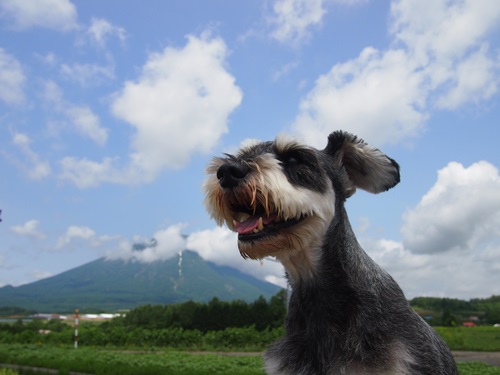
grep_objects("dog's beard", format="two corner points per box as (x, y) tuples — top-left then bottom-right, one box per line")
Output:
(204, 155), (335, 260)
(237, 214), (328, 260)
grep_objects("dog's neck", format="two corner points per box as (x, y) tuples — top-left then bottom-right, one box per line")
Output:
(276, 205), (357, 287)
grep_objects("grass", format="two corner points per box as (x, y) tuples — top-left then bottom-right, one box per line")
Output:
(436, 327), (500, 351)
(458, 362), (500, 375)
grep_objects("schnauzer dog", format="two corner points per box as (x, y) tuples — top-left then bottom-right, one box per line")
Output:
(204, 131), (458, 375)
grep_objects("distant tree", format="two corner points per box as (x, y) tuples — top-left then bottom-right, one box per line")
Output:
(484, 307), (500, 324)
(441, 310), (458, 327)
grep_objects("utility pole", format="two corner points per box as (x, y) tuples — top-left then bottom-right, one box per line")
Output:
(74, 309), (79, 349)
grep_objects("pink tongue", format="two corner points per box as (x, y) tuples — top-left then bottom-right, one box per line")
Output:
(234, 214), (277, 234)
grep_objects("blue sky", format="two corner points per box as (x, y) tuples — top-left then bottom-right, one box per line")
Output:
(1, 0), (499, 300)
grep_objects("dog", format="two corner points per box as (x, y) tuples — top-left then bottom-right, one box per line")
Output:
(204, 131), (458, 375)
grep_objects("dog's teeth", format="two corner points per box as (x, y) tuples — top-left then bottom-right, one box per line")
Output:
(232, 219), (237, 227)
(236, 213), (251, 223)
(253, 228), (259, 233)
(258, 217), (264, 230)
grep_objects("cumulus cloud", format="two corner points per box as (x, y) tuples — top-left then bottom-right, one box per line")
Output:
(292, 0), (500, 147)
(60, 32), (243, 188)
(42, 80), (109, 145)
(402, 161), (500, 254)
(363, 238), (500, 299)
(10, 133), (51, 180)
(0, 0), (78, 31)
(293, 47), (426, 147)
(107, 224), (187, 263)
(10, 220), (46, 240)
(0, 48), (25, 105)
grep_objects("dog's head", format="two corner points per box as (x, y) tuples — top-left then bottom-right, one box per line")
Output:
(203, 131), (400, 261)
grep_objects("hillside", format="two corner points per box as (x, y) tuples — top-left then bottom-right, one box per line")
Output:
(0, 250), (281, 312)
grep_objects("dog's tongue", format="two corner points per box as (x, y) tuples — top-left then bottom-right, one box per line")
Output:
(234, 214), (277, 234)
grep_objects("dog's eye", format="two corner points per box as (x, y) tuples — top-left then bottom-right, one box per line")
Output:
(279, 151), (302, 165)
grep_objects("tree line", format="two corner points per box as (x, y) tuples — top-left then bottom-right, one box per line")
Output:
(115, 289), (287, 332)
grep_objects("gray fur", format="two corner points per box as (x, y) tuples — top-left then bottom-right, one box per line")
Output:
(204, 130), (458, 375)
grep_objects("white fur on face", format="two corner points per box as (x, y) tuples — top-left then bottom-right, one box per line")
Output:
(203, 151), (335, 280)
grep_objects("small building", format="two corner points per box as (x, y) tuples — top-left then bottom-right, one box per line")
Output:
(463, 322), (477, 327)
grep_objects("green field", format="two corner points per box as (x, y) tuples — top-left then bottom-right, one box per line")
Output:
(0, 344), (264, 375)
(436, 327), (500, 351)
(0, 343), (499, 375)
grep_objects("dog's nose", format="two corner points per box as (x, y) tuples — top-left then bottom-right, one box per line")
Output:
(217, 163), (249, 188)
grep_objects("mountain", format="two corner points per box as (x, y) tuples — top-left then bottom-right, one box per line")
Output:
(0, 250), (281, 312)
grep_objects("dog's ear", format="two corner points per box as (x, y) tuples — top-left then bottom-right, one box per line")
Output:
(324, 130), (400, 194)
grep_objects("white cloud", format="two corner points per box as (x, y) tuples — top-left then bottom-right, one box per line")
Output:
(293, 47), (426, 147)
(291, 0), (500, 147)
(0, 0), (78, 31)
(390, 0), (500, 109)
(61, 62), (115, 86)
(42, 80), (109, 145)
(58, 157), (118, 188)
(11, 133), (51, 180)
(363, 238), (500, 299)
(107, 224), (187, 263)
(56, 225), (96, 250)
(0, 48), (25, 105)
(435, 45), (498, 109)
(87, 17), (126, 48)
(60, 32), (243, 188)
(272, 61), (299, 81)
(390, 0), (500, 64)
(402, 161), (500, 254)
(10, 220), (46, 240)
(65, 106), (108, 145)
(267, 0), (367, 47)
(268, 0), (328, 46)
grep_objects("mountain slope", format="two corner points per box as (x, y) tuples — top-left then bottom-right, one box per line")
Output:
(0, 250), (281, 312)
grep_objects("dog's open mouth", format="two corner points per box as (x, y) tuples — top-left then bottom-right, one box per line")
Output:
(230, 209), (305, 241)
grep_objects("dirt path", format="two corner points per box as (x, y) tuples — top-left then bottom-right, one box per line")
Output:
(452, 351), (500, 367)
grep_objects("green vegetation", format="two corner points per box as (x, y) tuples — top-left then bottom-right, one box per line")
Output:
(121, 290), (287, 332)
(410, 295), (500, 325)
(458, 362), (500, 375)
(0, 344), (265, 375)
(0, 307), (36, 317)
(435, 327), (500, 351)
(0, 369), (19, 375)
